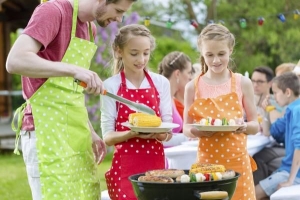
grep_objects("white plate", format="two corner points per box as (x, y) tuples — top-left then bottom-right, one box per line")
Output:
(187, 124), (243, 132)
(121, 122), (180, 133)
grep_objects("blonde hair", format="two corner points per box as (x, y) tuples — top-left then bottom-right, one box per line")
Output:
(112, 24), (156, 74)
(197, 24), (235, 73)
(158, 51), (191, 79)
(275, 63), (296, 76)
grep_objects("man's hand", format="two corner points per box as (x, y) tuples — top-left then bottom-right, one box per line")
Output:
(74, 68), (104, 95)
(91, 131), (107, 165)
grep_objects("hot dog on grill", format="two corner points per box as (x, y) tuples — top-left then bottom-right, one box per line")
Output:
(138, 175), (174, 183)
(145, 169), (185, 178)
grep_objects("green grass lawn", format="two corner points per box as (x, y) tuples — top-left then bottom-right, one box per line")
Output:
(0, 150), (113, 200)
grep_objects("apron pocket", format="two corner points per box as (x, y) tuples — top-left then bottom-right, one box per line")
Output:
(66, 106), (91, 152)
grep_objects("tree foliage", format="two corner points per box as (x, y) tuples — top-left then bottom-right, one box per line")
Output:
(90, 0), (300, 133)
(213, 0), (300, 73)
(150, 37), (198, 72)
(166, 0), (300, 73)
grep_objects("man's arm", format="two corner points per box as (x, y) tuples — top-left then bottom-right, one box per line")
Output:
(6, 34), (76, 78)
(7, 34), (103, 95)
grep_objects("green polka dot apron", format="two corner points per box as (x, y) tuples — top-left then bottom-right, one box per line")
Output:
(12, 0), (100, 199)
(188, 71), (257, 200)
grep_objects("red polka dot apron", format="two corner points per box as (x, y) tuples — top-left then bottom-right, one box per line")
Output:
(188, 72), (257, 200)
(12, 0), (100, 199)
(105, 70), (165, 200)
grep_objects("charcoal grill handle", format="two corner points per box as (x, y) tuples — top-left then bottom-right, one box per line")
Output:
(194, 190), (228, 200)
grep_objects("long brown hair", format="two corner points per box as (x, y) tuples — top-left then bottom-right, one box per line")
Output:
(111, 24), (156, 74)
(197, 24), (236, 74)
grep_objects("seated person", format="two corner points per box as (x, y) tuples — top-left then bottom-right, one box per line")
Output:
(275, 62), (295, 76)
(270, 62), (296, 117)
(251, 66), (275, 127)
(251, 65), (287, 185)
(293, 60), (300, 78)
(255, 72), (300, 199)
(174, 63), (200, 119)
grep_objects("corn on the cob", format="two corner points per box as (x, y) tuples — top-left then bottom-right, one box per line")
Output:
(190, 163), (226, 174)
(265, 105), (275, 112)
(132, 115), (161, 127)
(257, 115), (263, 123)
(128, 113), (148, 124)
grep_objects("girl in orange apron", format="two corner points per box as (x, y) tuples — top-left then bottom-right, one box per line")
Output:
(183, 24), (259, 200)
(100, 24), (173, 200)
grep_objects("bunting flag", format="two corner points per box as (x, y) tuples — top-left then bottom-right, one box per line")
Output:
(141, 9), (299, 29)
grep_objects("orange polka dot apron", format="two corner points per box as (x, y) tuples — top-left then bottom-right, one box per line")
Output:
(105, 70), (165, 200)
(188, 72), (257, 200)
(12, 0), (100, 199)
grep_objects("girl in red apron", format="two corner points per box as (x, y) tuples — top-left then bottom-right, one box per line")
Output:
(100, 24), (173, 200)
(183, 24), (259, 200)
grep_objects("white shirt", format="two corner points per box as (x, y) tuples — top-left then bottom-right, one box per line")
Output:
(101, 72), (173, 137)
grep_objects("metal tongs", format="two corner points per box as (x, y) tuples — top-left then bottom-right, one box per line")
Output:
(74, 79), (156, 115)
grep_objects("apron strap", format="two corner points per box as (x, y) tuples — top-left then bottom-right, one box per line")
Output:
(194, 73), (204, 99)
(71, 0), (79, 38)
(249, 155), (258, 171)
(11, 101), (27, 155)
(71, 0), (94, 42)
(144, 69), (156, 89)
(230, 71), (236, 93)
(120, 69), (155, 88)
(120, 70), (127, 86)
(88, 22), (94, 42)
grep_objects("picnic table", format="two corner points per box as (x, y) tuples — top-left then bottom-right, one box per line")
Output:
(164, 134), (271, 169)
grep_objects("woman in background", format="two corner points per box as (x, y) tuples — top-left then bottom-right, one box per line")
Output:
(158, 51), (193, 133)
